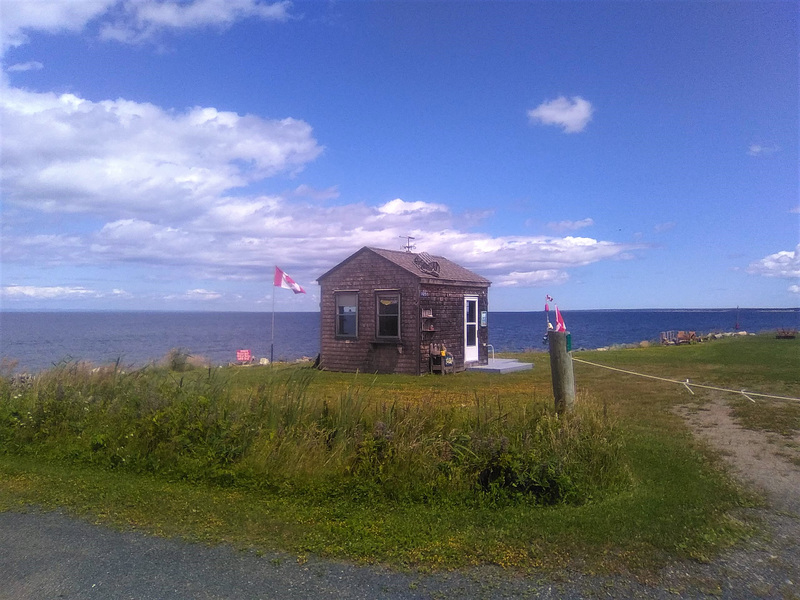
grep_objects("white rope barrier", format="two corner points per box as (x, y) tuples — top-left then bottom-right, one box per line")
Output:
(571, 356), (800, 403)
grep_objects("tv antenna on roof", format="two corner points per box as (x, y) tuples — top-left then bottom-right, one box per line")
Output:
(400, 235), (416, 253)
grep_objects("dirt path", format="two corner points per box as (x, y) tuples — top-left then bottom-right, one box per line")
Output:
(669, 396), (800, 599)
(678, 395), (800, 515)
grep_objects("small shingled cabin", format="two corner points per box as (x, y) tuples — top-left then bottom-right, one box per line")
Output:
(317, 247), (491, 375)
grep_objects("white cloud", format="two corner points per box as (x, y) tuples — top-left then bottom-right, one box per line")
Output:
(0, 0), (292, 52)
(377, 198), (449, 216)
(547, 218), (594, 232)
(790, 206), (800, 215)
(100, 0), (292, 44)
(292, 184), (340, 201)
(527, 96), (593, 134)
(6, 60), (44, 72)
(1, 284), (98, 299)
(748, 143), (779, 156)
(494, 270), (569, 288)
(747, 245), (800, 293)
(4, 192), (643, 291)
(1, 233), (86, 265)
(182, 288), (223, 300)
(90, 219), (219, 267)
(789, 285), (800, 294)
(1, 87), (322, 218)
(410, 233), (641, 289)
(0, 0), (116, 52)
(440, 233), (627, 279)
(0, 5), (640, 303)
(747, 245), (800, 279)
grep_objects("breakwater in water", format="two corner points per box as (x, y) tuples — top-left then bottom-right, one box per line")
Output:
(1, 308), (797, 372)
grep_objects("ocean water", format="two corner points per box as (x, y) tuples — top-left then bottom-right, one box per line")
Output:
(489, 309), (799, 353)
(1, 309), (797, 373)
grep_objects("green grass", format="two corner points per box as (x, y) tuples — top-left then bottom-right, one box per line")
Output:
(0, 438), (745, 573)
(729, 398), (800, 437)
(572, 334), (800, 400)
(2, 334), (796, 575)
(570, 335), (799, 439)
(0, 362), (627, 505)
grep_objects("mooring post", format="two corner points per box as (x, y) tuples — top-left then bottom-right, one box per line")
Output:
(548, 330), (575, 413)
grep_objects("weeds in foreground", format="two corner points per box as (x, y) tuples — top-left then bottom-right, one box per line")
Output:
(0, 362), (629, 506)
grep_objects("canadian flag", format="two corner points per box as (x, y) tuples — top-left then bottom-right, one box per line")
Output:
(274, 266), (306, 294)
(555, 306), (567, 332)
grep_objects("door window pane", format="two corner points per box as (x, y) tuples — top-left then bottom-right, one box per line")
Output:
(466, 300), (476, 324)
(467, 324), (477, 346)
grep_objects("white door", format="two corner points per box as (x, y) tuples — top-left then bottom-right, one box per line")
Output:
(464, 296), (479, 363)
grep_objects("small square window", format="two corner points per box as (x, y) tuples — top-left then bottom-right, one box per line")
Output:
(336, 292), (357, 337)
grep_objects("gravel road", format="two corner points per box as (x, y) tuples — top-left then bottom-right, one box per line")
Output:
(2, 503), (797, 600)
(0, 509), (653, 600)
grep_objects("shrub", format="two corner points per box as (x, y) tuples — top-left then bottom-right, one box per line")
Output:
(0, 364), (630, 505)
(162, 348), (193, 372)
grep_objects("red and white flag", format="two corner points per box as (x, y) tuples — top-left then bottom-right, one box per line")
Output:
(555, 306), (567, 332)
(274, 266), (306, 294)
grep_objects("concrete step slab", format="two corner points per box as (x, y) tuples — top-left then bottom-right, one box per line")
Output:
(466, 358), (533, 374)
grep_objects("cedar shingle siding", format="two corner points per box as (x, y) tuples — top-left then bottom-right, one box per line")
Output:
(318, 247), (491, 375)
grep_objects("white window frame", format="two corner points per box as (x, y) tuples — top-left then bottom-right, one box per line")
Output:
(375, 291), (401, 340)
(335, 292), (358, 338)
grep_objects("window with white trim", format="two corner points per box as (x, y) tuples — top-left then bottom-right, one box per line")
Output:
(376, 292), (400, 339)
(335, 292), (358, 338)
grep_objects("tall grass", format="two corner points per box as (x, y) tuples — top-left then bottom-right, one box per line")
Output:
(0, 362), (630, 506)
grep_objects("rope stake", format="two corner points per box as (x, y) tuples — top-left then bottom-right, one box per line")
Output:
(740, 390), (756, 403)
(571, 356), (800, 403)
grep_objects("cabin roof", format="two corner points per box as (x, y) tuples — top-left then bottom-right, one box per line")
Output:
(317, 246), (491, 286)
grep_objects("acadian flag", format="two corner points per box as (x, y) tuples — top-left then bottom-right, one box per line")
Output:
(545, 294), (554, 312)
(274, 266), (306, 294)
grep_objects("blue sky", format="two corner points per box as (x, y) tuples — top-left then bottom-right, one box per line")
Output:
(1, 0), (797, 312)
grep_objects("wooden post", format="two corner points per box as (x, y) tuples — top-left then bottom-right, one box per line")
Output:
(548, 330), (575, 413)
